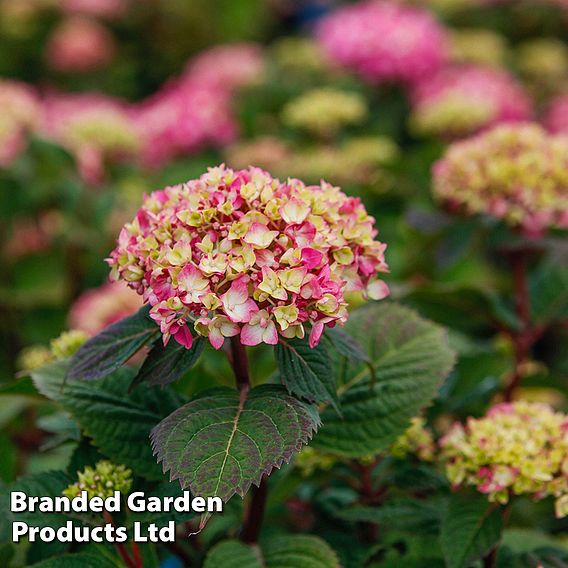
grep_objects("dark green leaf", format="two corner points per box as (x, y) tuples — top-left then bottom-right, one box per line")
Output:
(132, 335), (205, 389)
(67, 306), (159, 381)
(151, 385), (320, 527)
(440, 493), (503, 568)
(325, 327), (370, 363)
(204, 535), (340, 568)
(275, 336), (340, 412)
(30, 553), (121, 567)
(312, 302), (455, 457)
(32, 360), (181, 479)
(529, 261), (568, 325)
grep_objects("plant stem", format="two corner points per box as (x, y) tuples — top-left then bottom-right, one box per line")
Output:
(228, 338), (268, 543)
(241, 478), (268, 544)
(504, 251), (531, 402)
(482, 505), (510, 568)
(103, 511), (139, 568)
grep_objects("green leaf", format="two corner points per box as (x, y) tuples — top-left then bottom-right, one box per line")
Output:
(151, 385), (320, 526)
(312, 302), (455, 457)
(440, 493), (503, 568)
(204, 535), (340, 568)
(32, 360), (180, 479)
(324, 327), (370, 364)
(529, 260), (568, 325)
(275, 337), (340, 411)
(30, 553), (121, 567)
(131, 335), (205, 389)
(67, 306), (159, 381)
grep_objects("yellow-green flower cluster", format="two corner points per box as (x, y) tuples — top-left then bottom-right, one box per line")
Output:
(282, 88), (367, 137)
(433, 124), (568, 235)
(63, 460), (132, 500)
(272, 38), (330, 75)
(449, 29), (508, 67)
(17, 345), (54, 371)
(516, 39), (568, 88)
(390, 417), (435, 462)
(294, 447), (338, 477)
(440, 401), (568, 517)
(50, 329), (89, 359)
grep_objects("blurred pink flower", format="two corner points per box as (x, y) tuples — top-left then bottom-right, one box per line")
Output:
(134, 78), (238, 169)
(69, 281), (142, 335)
(60, 0), (130, 18)
(182, 43), (265, 91)
(316, 0), (448, 85)
(545, 93), (568, 134)
(410, 65), (532, 137)
(42, 92), (139, 184)
(46, 16), (115, 72)
(0, 80), (40, 167)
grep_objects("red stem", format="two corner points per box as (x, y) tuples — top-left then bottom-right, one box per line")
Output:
(103, 511), (139, 568)
(229, 338), (268, 544)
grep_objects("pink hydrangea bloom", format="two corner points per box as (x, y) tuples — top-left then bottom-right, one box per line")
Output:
(433, 123), (568, 235)
(60, 0), (130, 18)
(411, 65), (532, 137)
(545, 93), (568, 134)
(316, 0), (448, 85)
(134, 79), (237, 169)
(182, 43), (265, 91)
(42, 92), (139, 184)
(0, 80), (40, 167)
(46, 16), (115, 72)
(107, 165), (389, 350)
(69, 281), (142, 335)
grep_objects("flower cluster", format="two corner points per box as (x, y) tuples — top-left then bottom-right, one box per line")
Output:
(316, 1), (448, 85)
(516, 39), (568, 88)
(182, 43), (265, 92)
(50, 329), (89, 359)
(448, 29), (508, 68)
(133, 80), (237, 169)
(440, 401), (568, 517)
(390, 417), (435, 462)
(432, 123), (568, 234)
(272, 38), (330, 75)
(42, 93), (139, 184)
(0, 80), (39, 167)
(281, 88), (367, 137)
(46, 16), (116, 73)
(108, 165), (389, 350)
(69, 281), (142, 335)
(410, 66), (532, 138)
(545, 93), (568, 134)
(63, 461), (132, 500)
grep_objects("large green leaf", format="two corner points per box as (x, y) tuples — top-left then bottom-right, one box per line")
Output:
(275, 337), (339, 411)
(440, 493), (503, 568)
(204, 535), (340, 568)
(312, 302), (455, 457)
(132, 335), (205, 389)
(151, 385), (320, 526)
(67, 306), (159, 381)
(32, 360), (180, 479)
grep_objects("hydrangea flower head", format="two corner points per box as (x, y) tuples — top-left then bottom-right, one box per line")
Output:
(448, 29), (508, 68)
(411, 66), (532, 138)
(46, 16), (115, 73)
(545, 93), (568, 134)
(440, 401), (568, 517)
(182, 43), (265, 91)
(0, 79), (39, 167)
(42, 93), (139, 184)
(390, 417), (435, 461)
(282, 88), (368, 137)
(63, 460), (132, 500)
(69, 281), (142, 336)
(108, 165), (389, 350)
(316, 1), (448, 85)
(433, 123), (568, 235)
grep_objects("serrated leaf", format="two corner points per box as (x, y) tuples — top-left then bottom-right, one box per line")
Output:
(312, 302), (455, 457)
(131, 335), (205, 389)
(440, 493), (503, 568)
(325, 327), (370, 363)
(30, 553), (121, 567)
(67, 306), (159, 381)
(32, 360), (181, 479)
(204, 535), (340, 568)
(275, 336), (340, 411)
(151, 385), (320, 525)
